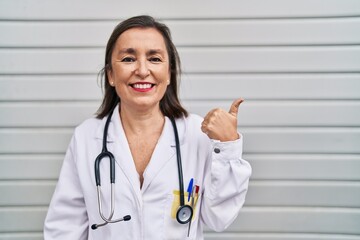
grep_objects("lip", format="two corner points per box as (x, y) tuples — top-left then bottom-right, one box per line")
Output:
(129, 82), (155, 92)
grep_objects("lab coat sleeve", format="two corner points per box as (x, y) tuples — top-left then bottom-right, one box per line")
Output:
(44, 134), (89, 239)
(200, 135), (251, 232)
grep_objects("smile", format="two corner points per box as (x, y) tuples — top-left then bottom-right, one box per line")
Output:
(130, 83), (155, 92)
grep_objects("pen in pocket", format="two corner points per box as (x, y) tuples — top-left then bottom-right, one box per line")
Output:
(187, 178), (194, 202)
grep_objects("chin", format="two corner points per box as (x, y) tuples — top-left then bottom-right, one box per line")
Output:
(128, 99), (161, 111)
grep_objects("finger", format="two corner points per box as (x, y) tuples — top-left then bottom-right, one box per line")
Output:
(201, 121), (210, 134)
(203, 108), (217, 121)
(201, 124), (207, 134)
(229, 98), (244, 116)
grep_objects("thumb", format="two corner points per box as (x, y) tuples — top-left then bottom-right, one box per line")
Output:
(229, 98), (244, 116)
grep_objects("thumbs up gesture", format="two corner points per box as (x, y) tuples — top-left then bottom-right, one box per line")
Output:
(201, 98), (244, 142)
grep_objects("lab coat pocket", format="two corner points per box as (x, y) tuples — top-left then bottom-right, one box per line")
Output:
(164, 191), (199, 240)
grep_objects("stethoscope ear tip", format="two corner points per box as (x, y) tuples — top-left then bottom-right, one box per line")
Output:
(91, 224), (98, 230)
(123, 215), (131, 221)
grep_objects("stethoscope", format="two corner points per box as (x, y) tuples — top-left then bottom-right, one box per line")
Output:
(91, 107), (193, 230)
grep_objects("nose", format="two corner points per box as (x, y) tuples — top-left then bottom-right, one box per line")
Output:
(135, 59), (150, 79)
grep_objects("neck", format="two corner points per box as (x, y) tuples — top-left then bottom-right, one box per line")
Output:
(119, 103), (165, 135)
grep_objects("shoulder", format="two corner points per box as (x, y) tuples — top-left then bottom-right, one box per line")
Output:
(75, 117), (102, 131)
(175, 113), (203, 136)
(183, 113), (204, 128)
(61, 117), (103, 160)
(181, 113), (209, 143)
(73, 117), (103, 140)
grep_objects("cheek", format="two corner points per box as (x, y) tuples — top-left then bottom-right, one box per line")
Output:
(155, 64), (171, 80)
(160, 69), (171, 83)
(112, 69), (132, 84)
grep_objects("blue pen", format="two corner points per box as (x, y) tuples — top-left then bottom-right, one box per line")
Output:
(187, 178), (194, 202)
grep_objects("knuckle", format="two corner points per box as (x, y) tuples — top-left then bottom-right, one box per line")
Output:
(206, 124), (214, 132)
(213, 108), (221, 115)
(207, 108), (221, 118)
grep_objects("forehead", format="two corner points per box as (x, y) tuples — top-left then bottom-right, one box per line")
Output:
(114, 27), (167, 52)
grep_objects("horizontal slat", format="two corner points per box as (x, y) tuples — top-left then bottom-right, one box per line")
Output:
(243, 128), (360, 154)
(204, 233), (360, 240)
(0, 233), (42, 240)
(0, 49), (103, 74)
(1, 74), (359, 101)
(0, 129), (73, 154)
(229, 207), (360, 234)
(0, 75), (102, 101)
(246, 181), (360, 207)
(249, 154), (360, 181)
(1, 47), (360, 74)
(185, 100), (360, 127)
(180, 47), (360, 73)
(180, 74), (360, 100)
(0, 128), (359, 154)
(1, 207), (359, 234)
(0, 0), (359, 20)
(1, 18), (360, 47)
(0, 155), (62, 180)
(0, 207), (47, 232)
(1, 101), (359, 127)
(0, 102), (98, 127)
(0, 182), (55, 206)
(172, 18), (360, 46)
(1, 154), (359, 181)
(1, 181), (359, 208)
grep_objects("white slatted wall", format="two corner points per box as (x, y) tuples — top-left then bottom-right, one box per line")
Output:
(0, 0), (360, 239)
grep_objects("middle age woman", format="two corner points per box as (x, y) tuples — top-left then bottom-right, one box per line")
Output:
(44, 15), (252, 239)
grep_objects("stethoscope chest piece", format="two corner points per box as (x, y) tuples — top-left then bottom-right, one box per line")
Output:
(176, 205), (193, 224)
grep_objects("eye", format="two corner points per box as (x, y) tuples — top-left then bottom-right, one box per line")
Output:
(149, 57), (162, 63)
(121, 57), (135, 62)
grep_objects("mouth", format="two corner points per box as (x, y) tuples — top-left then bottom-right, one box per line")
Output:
(129, 82), (155, 92)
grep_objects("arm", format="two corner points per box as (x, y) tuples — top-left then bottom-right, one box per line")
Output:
(44, 134), (89, 239)
(200, 136), (251, 231)
(200, 98), (251, 231)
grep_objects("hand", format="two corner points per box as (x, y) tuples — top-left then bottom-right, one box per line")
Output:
(201, 98), (244, 142)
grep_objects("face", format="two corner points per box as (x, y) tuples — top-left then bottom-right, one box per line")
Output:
(107, 27), (170, 113)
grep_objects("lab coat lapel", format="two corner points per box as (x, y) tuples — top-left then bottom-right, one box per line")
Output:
(141, 117), (185, 193)
(96, 105), (142, 206)
(114, 111), (144, 203)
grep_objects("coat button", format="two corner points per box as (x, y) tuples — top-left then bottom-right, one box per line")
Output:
(214, 148), (221, 153)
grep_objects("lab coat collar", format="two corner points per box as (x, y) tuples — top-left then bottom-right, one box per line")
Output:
(94, 107), (117, 143)
(94, 104), (186, 146)
(95, 105), (127, 143)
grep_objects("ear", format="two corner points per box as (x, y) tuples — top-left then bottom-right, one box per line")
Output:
(107, 68), (114, 86)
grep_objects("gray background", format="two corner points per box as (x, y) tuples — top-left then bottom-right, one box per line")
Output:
(0, 0), (360, 239)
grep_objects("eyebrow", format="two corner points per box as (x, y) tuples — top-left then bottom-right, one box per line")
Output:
(117, 48), (136, 55)
(147, 49), (165, 55)
(116, 48), (165, 56)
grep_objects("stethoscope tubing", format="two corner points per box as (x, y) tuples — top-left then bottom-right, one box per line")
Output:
(92, 108), (129, 229)
(169, 117), (186, 207)
(92, 107), (192, 229)
(94, 108), (116, 186)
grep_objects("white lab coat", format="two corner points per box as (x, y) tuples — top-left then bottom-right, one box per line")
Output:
(44, 105), (251, 240)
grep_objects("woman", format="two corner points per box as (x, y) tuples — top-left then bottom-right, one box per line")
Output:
(44, 15), (251, 239)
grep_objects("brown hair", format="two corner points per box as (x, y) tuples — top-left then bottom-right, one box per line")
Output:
(96, 15), (188, 119)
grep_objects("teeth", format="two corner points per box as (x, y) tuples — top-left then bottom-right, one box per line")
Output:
(133, 83), (152, 89)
